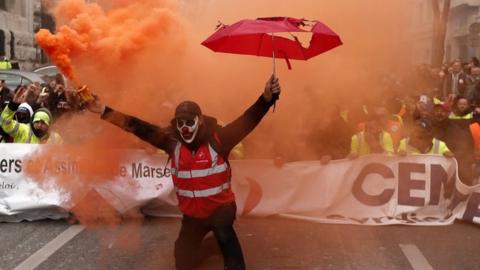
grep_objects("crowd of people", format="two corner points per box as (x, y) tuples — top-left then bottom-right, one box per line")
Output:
(301, 57), (480, 186)
(0, 73), (82, 144)
(1, 58), (480, 186)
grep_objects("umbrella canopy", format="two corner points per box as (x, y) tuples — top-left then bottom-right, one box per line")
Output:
(201, 17), (343, 70)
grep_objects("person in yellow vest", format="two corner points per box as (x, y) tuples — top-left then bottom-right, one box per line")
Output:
(381, 98), (406, 149)
(0, 56), (12, 70)
(449, 96), (473, 119)
(0, 87), (62, 144)
(349, 116), (394, 158)
(397, 119), (453, 157)
(386, 114), (404, 149)
(0, 102), (34, 143)
(446, 96), (477, 185)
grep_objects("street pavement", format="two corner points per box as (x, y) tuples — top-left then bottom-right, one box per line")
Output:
(1, 216), (479, 270)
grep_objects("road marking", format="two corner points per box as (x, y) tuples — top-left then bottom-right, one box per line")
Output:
(13, 225), (85, 270)
(399, 244), (433, 270)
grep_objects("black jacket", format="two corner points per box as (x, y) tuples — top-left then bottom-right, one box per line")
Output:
(101, 95), (274, 158)
(444, 72), (468, 97)
(0, 86), (11, 105)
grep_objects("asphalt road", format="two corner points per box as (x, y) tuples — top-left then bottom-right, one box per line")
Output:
(1, 217), (479, 270)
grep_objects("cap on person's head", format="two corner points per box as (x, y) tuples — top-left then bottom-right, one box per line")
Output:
(18, 102), (33, 117)
(175, 101), (202, 119)
(33, 111), (51, 126)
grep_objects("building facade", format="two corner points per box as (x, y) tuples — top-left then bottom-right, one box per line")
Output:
(411, 0), (480, 64)
(0, 0), (44, 70)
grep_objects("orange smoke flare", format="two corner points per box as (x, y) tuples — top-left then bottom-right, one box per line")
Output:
(35, 28), (79, 82)
(30, 0), (187, 229)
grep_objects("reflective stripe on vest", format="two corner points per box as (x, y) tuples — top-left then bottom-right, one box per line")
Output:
(173, 163), (228, 179)
(174, 142), (181, 167)
(172, 142), (228, 179)
(175, 182), (231, 198)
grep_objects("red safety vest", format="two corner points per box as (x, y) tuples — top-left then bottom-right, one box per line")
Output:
(171, 139), (235, 218)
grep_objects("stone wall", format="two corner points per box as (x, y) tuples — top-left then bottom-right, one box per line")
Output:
(0, 0), (41, 70)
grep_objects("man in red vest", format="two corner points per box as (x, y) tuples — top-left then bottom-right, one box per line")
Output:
(86, 75), (281, 270)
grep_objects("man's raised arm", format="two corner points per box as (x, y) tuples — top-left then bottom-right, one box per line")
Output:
(86, 95), (176, 153)
(217, 75), (281, 152)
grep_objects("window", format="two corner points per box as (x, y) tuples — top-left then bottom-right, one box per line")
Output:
(0, 0), (6, 11)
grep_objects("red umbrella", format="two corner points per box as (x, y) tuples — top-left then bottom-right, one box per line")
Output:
(201, 17), (343, 73)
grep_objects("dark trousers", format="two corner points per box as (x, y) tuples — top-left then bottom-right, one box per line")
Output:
(174, 203), (245, 270)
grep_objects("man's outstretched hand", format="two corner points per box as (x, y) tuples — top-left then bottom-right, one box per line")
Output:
(263, 74), (281, 103)
(84, 91), (106, 115)
(12, 86), (27, 104)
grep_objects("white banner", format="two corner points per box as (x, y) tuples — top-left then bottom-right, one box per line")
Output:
(1, 144), (479, 225)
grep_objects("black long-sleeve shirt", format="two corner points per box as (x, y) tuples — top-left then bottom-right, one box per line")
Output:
(101, 95), (273, 158)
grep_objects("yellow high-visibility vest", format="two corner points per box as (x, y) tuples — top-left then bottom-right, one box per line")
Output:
(0, 60), (12, 70)
(449, 112), (473, 120)
(397, 138), (449, 155)
(0, 105), (62, 144)
(350, 131), (394, 156)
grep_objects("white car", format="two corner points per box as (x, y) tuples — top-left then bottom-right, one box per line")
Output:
(32, 65), (70, 87)
(0, 70), (46, 90)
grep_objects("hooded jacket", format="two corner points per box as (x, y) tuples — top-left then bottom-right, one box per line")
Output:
(0, 102), (62, 144)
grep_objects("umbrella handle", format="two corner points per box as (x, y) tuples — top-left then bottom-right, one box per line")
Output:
(272, 92), (280, 112)
(272, 33), (278, 112)
(272, 33), (276, 77)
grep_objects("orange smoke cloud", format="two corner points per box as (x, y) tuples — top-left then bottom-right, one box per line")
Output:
(32, 0), (414, 228)
(36, 29), (78, 81)
(35, 0), (185, 88)
(29, 0), (190, 230)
